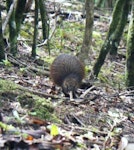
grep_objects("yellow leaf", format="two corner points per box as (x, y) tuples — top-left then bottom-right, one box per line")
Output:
(50, 124), (59, 136)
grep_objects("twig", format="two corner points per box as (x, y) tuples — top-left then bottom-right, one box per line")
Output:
(71, 114), (86, 127)
(80, 85), (95, 98)
(102, 117), (127, 150)
(37, 15), (57, 47)
(18, 85), (58, 99)
(7, 54), (50, 76)
(61, 123), (107, 135)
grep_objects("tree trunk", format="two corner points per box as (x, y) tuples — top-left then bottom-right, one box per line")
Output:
(39, 0), (49, 40)
(109, 0), (130, 56)
(6, 0), (18, 56)
(97, 0), (106, 8)
(126, 5), (134, 88)
(15, 0), (27, 35)
(92, 0), (130, 77)
(78, 0), (94, 64)
(31, 0), (38, 58)
(0, 9), (5, 61)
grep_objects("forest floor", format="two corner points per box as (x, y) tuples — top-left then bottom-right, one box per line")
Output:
(0, 53), (134, 150)
(0, 1), (134, 150)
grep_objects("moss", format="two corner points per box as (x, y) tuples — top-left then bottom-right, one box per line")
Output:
(18, 93), (60, 123)
(0, 79), (60, 123)
(0, 79), (19, 92)
(33, 96), (60, 122)
(18, 93), (35, 108)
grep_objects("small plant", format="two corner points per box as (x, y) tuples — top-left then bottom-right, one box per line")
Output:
(20, 67), (26, 73)
(3, 59), (12, 67)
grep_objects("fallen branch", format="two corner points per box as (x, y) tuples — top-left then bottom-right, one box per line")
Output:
(7, 54), (50, 76)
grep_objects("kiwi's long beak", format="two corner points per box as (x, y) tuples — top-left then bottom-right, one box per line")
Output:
(69, 91), (73, 100)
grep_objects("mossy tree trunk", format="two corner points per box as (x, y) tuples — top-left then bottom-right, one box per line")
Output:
(5, 0), (49, 58)
(15, 0), (27, 36)
(78, 0), (94, 64)
(109, 0), (130, 55)
(39, 0), (49, 40)
(31, 0), (38, 58)
(6, 0), (27, 56)
(126, 5), (134, 88)
(92, 0), (130, 77)
(0, 9), (5, 61)
(96, 0), (106, 8)
(6, 0), (18, 56)
(96, 0), (116, 8)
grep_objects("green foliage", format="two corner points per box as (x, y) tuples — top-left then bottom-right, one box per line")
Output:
(49, 22), (84, 54)
(19, 23), (34, 47)
(85, 65), (92, 75)
(0, 121), (29, 138)
(43, 56), (54, 64)
(93, 31), (101, 38)
(19, 67), (26, 72)
(98, 62), (126, 90)
(92, 31), (104, 50)
(98, 74), (109, 84)
(0, 121), (15, 131)
(2, 59), (12, 67)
